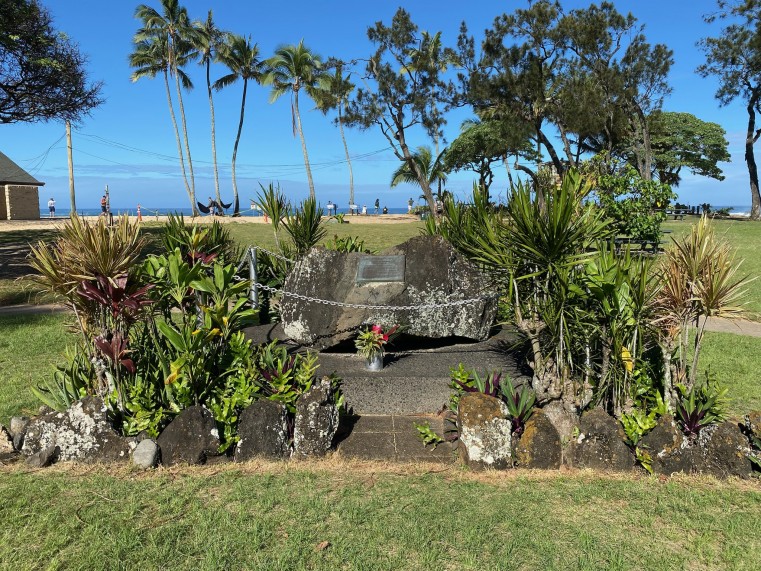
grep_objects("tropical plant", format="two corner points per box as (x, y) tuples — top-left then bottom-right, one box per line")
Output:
(500, 377), (536, 436)
(28, 215), (146, 332)
(355, 325), (399, 360)
(414, 421), (445, 450)
(133, 0), (198, 215)
(654, 216), (750, 405)
(214, 33), (264, 215)
(31, 344), (93, 411)
(192, 10), (226, 207)
(595, 164), (676, 244)
(325, 235), (371, 253)
(160, 213), (239, 264)
(390, 145), (448, 201)
(674, 378), (729, 439)
(263, 40), (323, 199)
(281, 196), (326, 256)
(313, 63), (356, 205)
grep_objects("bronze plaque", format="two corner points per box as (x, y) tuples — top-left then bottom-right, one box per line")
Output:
(356, 255), (406, 283)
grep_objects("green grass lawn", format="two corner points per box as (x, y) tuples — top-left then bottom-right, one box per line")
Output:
(0, 464), (758, 570)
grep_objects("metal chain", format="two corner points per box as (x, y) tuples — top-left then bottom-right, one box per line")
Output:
(249, 246), (295, 264)
(254, 282), (497, 311)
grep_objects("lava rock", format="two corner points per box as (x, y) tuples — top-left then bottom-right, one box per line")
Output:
(235, 400), (290, 461)
(21, 397), (132, 464)
(702, 422), (752, 478)
(513, 409), (562, 469)
(279, 235), (498, 350)
(294, 380), (339, 457)
(156, 406), (220, 466)
(572, 408), (634, 472)
(457, 392), (512, 470)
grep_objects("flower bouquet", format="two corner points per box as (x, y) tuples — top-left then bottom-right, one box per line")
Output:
(355, 324), (399, 370)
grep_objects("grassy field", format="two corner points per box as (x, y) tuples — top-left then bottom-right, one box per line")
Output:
(0, 464), (759, 570)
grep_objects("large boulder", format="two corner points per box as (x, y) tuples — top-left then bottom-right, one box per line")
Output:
(21, 397), (132, 463)
(235, 400), (290, 461)
(571, 408), (634, 472)
(293, 380), (339, 458)
(645, 418), (752, 478)
(457, 393), (512, 470)
(279, 236), (499, 350)
(513, 409), (562, 469)
(702, 422), (753, 478)
(156, 406), (220, 466)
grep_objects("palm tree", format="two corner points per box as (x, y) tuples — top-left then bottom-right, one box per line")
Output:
(214, 34), (264, 216)
(263, 41), (323, 200)
(134, 0), (198, 215)
(192, 10), (225, 208)
(129, 34), (196, 213)
(313, 64), (355, 206)
(390, 145), (448, 200)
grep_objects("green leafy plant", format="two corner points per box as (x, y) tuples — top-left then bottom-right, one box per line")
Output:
(325, 235), (371, 253)
(674, 378), (728, 438)
(355, 324), (398, 360)
(500, 377), (536, 436)
(31, 344), (93, 411)
(332, 212), (347, 224)
(414, 421), (445, 450)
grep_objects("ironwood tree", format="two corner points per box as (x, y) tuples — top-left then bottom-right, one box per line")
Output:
(343, 8), (457, 217)
(698, 0), (761, 219)
(0, 0), (102, 124)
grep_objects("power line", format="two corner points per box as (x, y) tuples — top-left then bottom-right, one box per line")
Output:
(73, 129), (393, 171)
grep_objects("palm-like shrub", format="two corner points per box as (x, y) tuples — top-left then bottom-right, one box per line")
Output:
(654, 216), (750, 405)
(29, 215), (145, 315)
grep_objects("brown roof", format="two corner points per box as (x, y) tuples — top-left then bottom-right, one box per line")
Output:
(0, 150), (44, 186)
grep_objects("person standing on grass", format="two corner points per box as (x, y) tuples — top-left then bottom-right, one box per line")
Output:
(47, 197), (55, 218)
(408, 197), (413, 213)
(374, 198), (379, 215)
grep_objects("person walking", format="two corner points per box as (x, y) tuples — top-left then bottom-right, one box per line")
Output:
(47, 197), (55, 218)
(374, 198), (380, 215)
(407, 197), (413, 213)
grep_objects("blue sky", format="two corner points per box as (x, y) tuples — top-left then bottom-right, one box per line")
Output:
(4, 0), (752, 211)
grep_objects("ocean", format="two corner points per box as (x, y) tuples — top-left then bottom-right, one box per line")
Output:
(41, 206), (413, 218)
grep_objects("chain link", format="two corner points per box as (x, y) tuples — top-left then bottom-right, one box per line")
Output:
(254, 282), (496, 311)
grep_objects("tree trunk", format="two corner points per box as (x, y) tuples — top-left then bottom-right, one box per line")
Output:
(207, 60), (222, 208)
(293, 89), (316, 200)
(635, 104), (653, 181)
(338, 102), (354, 207)
(231, 78), (248, 216)
(162, 70), (193, 211)
(746, 96), (761, 220)
(66, 121), (76, 213)
(172, 65), (197, 216)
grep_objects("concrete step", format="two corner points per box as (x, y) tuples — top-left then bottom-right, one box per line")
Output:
(244, 323), (529, 414)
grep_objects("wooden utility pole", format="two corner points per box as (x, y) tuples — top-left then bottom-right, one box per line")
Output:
(66, 121), (76, 214)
